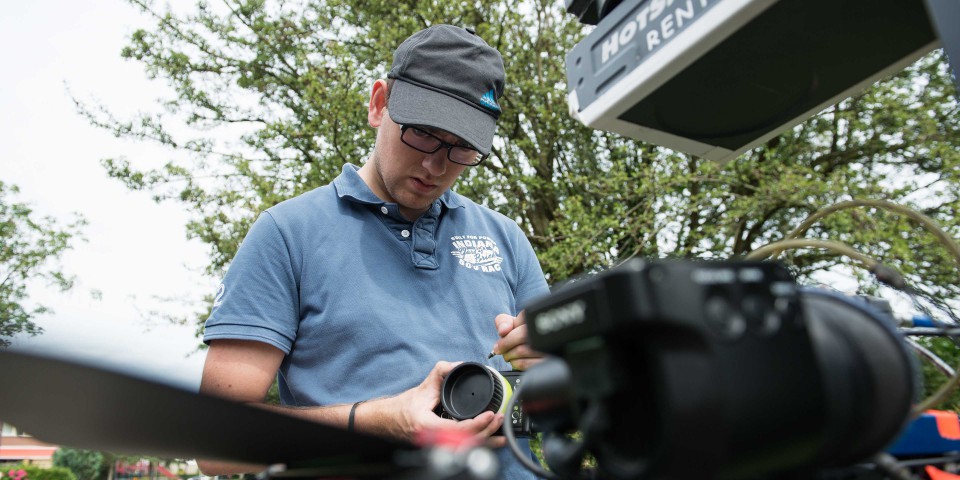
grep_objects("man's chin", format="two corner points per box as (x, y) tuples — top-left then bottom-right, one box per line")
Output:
(401, 192), (439, 210)
(396, 198), (436, 220)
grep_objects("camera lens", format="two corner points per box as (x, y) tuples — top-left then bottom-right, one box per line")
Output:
(440, 362), (513, 420)
(802, 289), (916, 466)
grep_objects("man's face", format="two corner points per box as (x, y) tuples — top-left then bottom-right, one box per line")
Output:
(365, 109), (469, 220)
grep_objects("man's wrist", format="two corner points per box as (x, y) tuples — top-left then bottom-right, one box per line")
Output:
(350, 395), (404, 440)
(347, 400), (365, 432)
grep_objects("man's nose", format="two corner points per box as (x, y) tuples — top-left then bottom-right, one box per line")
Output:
(423, 149), (447, 176)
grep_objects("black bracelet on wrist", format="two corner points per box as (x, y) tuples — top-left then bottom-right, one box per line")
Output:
(347, 400), (365, 432)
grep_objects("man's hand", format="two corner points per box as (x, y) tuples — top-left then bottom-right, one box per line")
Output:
(375, 361), (506, 448)
(492, 311), (545, 371)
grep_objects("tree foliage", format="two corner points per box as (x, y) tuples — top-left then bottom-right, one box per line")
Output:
(52, 448), (106, 480)
(0, 182), (85, 347)
(82, 0), (604, 279)
(83, 1), (960, 403)
(916, 337), (960, 411)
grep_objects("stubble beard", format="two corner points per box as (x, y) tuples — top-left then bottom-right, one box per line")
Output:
(371, 149), (433, 219)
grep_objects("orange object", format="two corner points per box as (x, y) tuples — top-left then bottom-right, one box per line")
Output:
(926, 410), (960, 440)
(926, 465), (960, 480)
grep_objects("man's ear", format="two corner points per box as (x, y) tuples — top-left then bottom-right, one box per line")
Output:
(368, 79), (389, 128)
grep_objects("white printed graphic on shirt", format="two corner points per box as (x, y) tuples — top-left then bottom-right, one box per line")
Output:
(450, 235), (503, 273)
(213, 283), (226, 307)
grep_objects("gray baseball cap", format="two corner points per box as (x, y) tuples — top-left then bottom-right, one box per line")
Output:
(387, 25), (505, 156)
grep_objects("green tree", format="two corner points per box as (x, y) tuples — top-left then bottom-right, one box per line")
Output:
(0, 181), (86, 347)
(913, 336), (960, 411)
(81, 0), (603, 282)
(52, 448), (106, 480)
(83, 2), (959, 405)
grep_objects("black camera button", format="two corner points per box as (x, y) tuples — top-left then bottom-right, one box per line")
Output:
(742, 293), (781, 337)
(704, 295), (746, 341)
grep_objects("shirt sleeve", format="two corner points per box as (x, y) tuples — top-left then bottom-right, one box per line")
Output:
(202, 211), (300, 354)
(512, 224), (550, 312)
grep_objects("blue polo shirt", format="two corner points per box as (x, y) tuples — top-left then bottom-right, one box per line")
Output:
(204, 163), (549, 478)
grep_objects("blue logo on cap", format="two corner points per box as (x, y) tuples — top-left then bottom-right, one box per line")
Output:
(479, 89), (500, 112)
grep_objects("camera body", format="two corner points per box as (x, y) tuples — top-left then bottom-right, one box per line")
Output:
(434, 363), (532, 437)
(498, 370), (530, 436)
(521, 258), (915, 479)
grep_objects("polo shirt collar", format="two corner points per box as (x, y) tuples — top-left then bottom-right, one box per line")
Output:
(333, 163), (465, 210)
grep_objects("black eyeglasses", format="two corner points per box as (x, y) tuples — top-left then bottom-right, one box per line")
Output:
(399, 125), (487, 166)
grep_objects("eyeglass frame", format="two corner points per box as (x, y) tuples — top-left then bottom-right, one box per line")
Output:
(398, 124), (489, 166)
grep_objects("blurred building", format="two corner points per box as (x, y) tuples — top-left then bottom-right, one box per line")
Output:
(0, 422), (57, 468)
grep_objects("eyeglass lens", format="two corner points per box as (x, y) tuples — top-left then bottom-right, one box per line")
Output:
(402, 126), (482, 165)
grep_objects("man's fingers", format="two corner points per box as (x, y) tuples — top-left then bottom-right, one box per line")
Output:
(424, 409), (487, 431)
(514, 310), (528, 327)
(495, 313), (514, 336)
(495, 312), (528, 336)
(507, 357), (544, 372)
(478, 413), (504, 437)
(427, 412), (506, 447)
(428, 361), (459, 381)
(421, 361), (461, 401)
(475, 414), (506, 448)
(451, 411), (496, 433)
(500, 342), (538, 362)
(491, 414), (506, 437)
(495, 324), (528, 358)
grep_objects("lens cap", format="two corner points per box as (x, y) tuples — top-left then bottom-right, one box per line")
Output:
(440, 362), (505, 420)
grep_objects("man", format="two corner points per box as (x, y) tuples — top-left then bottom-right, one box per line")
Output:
(199, 24), (550, 478)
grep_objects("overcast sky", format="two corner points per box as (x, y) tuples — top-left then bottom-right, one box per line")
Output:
(2, 1), (211, 390)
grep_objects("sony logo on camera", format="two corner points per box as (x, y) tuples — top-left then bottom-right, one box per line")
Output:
(533, 299), (588, 335)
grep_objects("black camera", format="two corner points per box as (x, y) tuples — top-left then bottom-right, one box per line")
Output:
(517, 258), (916, 479)
(434, 362), (532, 437)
